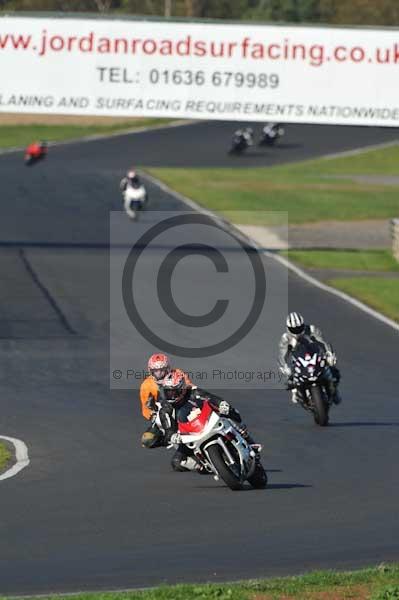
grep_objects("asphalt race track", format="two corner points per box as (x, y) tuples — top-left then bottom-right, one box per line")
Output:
(0, 122), (398, 594)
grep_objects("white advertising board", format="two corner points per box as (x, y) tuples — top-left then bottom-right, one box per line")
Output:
(1, 15), (399, 125)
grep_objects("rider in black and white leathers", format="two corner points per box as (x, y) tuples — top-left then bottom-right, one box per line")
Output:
(232, 127), (254, 147)
(158, 373), (256, 473)
(279, 313), (341, 404)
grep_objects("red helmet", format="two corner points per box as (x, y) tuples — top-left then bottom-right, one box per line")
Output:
(162, 370), (187, 405)
(148, 353), (170, 381)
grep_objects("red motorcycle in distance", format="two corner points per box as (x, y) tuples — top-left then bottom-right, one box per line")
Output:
(177, 399), (268, 491)
(24, 141), (48, 166)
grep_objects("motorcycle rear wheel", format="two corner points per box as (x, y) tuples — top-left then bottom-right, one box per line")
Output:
(207, 444), (243, 491)
(311, 386), (329, 426)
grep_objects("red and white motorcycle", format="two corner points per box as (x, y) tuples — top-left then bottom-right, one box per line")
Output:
(177, 400), (268, 491)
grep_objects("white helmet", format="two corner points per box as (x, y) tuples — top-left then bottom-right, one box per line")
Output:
(286, 312), (305, 335)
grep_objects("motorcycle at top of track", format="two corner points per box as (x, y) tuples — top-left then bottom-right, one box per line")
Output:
(258, 123), (285, 146)
(24, 144), (47, 166)
(122, 181), (148, 220)
(176, 399), (268, 491)
(228, 132), (253, 155)
(289, 336), (335, 426)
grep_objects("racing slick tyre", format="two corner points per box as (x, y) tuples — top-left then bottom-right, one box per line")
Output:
(311, 386), (329, 427)
(247, 463), (268, 489)
(207, 444), (243, 491)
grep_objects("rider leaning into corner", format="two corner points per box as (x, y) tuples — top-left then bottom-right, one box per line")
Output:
(25, 140), (48, 159)
(119, 168), (141, 191)
(140, 353), (193, 448)
(278, 312), (342, 405)
(233, 126), (254, 145)
(262, 122), (281, 137)
(139, 354), (259, 473)
(159, 370), (260, 473)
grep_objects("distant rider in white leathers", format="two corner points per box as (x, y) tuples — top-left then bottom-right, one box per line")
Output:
(120, 168), (147, 218)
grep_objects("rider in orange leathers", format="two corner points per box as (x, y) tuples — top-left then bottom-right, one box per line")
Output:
(140, 353), (192, 448)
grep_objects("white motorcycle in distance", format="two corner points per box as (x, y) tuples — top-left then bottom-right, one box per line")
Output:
(122, 181), (148, 220)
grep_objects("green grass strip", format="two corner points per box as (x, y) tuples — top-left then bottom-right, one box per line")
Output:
(0, 119), (174, 149)
(4, 564), (399, 600)
(282, 250), (399, 272)
(0, 441), (11, 471)
(328, 278), (399, 322)
(147, 144), (399, 225)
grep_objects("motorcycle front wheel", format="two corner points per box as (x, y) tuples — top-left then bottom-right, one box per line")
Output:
(247, 463), (268, 489)
(311, 386), (329, 426)
(207, 444), (243, 491)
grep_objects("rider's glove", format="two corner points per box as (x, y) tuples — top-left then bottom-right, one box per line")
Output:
(326, 351), (337, 367)
(169, 432), (181, 446)
(218, 400), (230, 415)
(280, 365), (292, 378)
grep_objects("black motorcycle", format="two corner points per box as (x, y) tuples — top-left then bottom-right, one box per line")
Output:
(290, 338), (333, 426)
(258, 123), (285, 146)
(228, 132), (252, 155)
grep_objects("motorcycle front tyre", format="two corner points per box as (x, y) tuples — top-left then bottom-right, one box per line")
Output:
(311, 386), (329, 426)
(247, 463), (268, 489)
(207, 444), (243, 491)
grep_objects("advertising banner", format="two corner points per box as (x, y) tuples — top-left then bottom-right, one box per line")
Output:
(1, 15), (399, 125)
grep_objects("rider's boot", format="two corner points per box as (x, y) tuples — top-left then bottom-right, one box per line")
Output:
(327, 376), (342, 405)
(250, 444), (263, 464)
(171, 446), (207, 474)
(182, 456), (209, 474)
(332, 389), (342, 405)
(286, 378), (298, 403)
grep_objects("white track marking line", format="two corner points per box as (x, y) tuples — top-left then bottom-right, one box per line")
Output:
(143, 172), (399, 333)
(318, 139), (399, 161)
(265, 251), (399, 331)
(0, 435), (30, 481)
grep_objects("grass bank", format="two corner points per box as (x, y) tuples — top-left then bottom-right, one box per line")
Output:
(282, 250), (399, 272)
(148, 144), (399, 225)
(328, 278), (399, 322)
(0, 441), (11, 472)
(9, 564), (399, 600)
(281, 250), (399, 322)
(0, 118), (176, 149)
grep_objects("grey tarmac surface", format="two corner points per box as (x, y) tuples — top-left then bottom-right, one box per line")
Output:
(0, 123), (398, 594)
(29, 119), (399, 170)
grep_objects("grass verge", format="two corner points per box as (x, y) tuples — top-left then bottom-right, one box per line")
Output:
(6, 564), (399, 600)
(281, 250), (399, 272)
(147, 144), (399, 224)
(327, 278), (399, 322)
(0, 118), (176, 149)
(0, 441), (11, 472)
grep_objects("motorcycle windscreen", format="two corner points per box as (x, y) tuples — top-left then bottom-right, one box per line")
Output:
(178, 400), (213, 434)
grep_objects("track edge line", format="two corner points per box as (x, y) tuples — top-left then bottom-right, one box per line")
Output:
(0, 435), (30, 481)
(143, 172), (399, 333)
